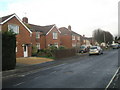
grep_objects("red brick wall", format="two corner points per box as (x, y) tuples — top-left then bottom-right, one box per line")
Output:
(60, 35), (72, 48)
(45, 26), (61, 48)
(73, 36), (80, 47)
(2, 16), (32, 57)
(31, 32), (46, 49)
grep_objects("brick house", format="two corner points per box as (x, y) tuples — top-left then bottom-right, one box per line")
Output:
(82, 35), (95, 46)
(59, 25), (81, 48)
(22, 17), (61, 49)
(0, 13), (32, 57)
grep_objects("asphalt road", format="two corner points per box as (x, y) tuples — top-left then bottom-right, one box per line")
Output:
(2, 49), (118, 88)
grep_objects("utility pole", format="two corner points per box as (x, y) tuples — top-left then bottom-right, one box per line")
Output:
(104, 32), (106, 47)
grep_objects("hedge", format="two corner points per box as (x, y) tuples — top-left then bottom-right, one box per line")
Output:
(2, 31), (16, 71)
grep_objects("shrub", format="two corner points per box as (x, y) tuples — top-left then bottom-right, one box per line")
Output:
(58, 46), (66, 50)
(32, 45), (38, 56)
(2, 31), (16, 71)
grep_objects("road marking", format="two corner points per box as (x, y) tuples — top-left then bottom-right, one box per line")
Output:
(105, 67), (120, 90)
(13, 82), (25, 86)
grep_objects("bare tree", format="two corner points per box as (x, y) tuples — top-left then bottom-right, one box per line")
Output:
(93, 29), (113, 44)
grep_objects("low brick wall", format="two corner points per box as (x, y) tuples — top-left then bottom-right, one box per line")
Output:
(54, 48), (76, 59)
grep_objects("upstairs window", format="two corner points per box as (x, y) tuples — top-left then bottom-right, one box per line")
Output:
(72, 35), (75, 40)
(8, 24), (19, 34)
(53, 32), (58, 39)
(36, 32), (40, 39)
(77, 37), (80, 40)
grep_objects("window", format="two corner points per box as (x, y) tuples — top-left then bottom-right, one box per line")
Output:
(36, 32), (40, 38)
(53, 32), (58, 39)
(72, 43), (76, 47)
(77, 37), (80, 40)
(8, 24), (19, 34)
(36, 43), (40, 49)
(72, 35), (75, 40)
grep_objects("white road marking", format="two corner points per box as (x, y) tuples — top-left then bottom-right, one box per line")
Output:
(105, 67), (120, 90)
(13, 82), (25, 86)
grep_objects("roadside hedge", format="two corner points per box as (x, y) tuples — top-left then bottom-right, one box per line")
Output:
(2, 31), (16, 71)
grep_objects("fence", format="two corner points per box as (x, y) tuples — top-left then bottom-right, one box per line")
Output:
(54, 48), (76, 59)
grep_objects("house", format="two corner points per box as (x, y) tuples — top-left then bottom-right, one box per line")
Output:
(0, 13), (32, 57)
(59, 25), (81, 48)
(82, 36), (96, 46)
(22, 17), (61, 49)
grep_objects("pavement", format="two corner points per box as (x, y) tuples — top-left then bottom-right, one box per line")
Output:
(2, 49), (119, 88)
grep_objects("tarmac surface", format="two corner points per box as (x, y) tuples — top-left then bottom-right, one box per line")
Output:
(2, 49), (119, 89)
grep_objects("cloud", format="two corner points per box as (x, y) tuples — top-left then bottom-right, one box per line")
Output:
(0, 0), (119, 37)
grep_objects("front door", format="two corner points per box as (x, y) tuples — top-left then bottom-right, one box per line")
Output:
(23, 45), (28, 57)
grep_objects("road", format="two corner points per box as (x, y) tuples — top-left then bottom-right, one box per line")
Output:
(2, 49), (118, 88)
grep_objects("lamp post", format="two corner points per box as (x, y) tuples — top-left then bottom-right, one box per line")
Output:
(104, 32), (106, 47)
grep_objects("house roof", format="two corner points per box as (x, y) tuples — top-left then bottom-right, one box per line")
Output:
(0, 14), (14, 23)
(0, 13), (32, 33)
(29, 24), (55, 34)
(59, 27), (71, 35)
(71, 31), (80, 36)
(59, 27), (80, 36)
(29, 24), (61, 35)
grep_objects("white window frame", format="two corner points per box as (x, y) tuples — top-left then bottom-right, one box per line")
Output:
(8, 24), (19, 34)
(72, 35), (75, 40)
(36, 43), (40, 49)
(77, 36), (80, 40)
(53, 32), (58, 39)
(72, 43), (76, 47)
(36, 32), (40, 39)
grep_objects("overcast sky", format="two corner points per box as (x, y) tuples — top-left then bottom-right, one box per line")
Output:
(0, 0), (119, 37)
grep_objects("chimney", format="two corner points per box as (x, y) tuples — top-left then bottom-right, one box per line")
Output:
(68, 25), (71, 31)
(22, 17), (28, 23)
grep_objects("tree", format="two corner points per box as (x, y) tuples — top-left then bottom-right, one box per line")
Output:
(93, 29), (113, 44)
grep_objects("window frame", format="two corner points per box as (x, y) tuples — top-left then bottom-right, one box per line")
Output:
(72, 43), (76, 47)
(8, 24), (19, 34)
(53, 32), (58, 39)
(72, 35), (75, 40)
(77, 36), (80, 40)
(36, 32), (40, 39)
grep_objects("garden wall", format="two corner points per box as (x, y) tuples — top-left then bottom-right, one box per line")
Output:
(54, 48), (76, 59)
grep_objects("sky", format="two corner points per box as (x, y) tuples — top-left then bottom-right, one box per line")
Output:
(0, 0), (119, 37)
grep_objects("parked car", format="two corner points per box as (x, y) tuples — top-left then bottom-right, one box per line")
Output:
(79, 45), (88, 53)
(112, 44), (119, 49)
(89, 46), (103, 56)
